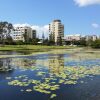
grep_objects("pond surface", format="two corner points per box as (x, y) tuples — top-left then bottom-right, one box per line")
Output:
(0, 49), (100, 100)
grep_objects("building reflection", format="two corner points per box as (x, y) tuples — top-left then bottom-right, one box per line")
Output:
(48, 54), (65, 74)
(0, 54), (65, 75)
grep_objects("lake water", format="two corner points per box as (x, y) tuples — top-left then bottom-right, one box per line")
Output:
(0, 49), (100, 100)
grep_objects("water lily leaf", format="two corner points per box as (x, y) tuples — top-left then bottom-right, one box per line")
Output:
(26, 89), (32, 92)
(50, 94), (57, 99)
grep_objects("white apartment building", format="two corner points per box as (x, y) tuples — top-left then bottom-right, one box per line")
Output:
(66, 34), (81, 41)
(10, 29), (24, 41)
(85, 35), (97, 41)
(10, 26), (33, 42)
(99, 35), (100, 39)
(92, 35), (97, 41)
(49, 20), (64, 44)
(85, 35), (93, 41)
(15, 26), (33, 39)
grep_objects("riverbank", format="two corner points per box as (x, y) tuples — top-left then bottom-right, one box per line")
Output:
(0, 45), (81, 58)
(0, 45), (100, 59)
(0, 45), (77, 52)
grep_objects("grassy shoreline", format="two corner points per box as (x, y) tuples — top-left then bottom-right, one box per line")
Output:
(0, 45), (100, 59)
(0, 45), (77, 52)
(0, 45), (82, 58)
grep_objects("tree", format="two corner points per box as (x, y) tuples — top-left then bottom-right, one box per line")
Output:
(91, 39), (100, 48)
(86, 39), (93, 46)
(79, 38), (87, 46)
(32, 38), (40, 45)
(4, 36), (13, 45)
(23, 32), (27, 43)
(48, 33), (55, 45)
(42, 32), (45, 45)
(0, 21), (13, 45)
(16, 40), (24, 45)
(43, 38), (49, 45)
(57, 36), (62, 46)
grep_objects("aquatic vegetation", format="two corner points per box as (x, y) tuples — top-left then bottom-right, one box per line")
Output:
(36, 71), (46, 76)
(6, 77), (12, 80)
(7, 65), (100, 99)
(33, 86), (51, 94)
(26, 89), (32, 92)
(2, 49), (100, 99)
(50, 94), (57, 99)
(8, 80), (29, 87)
(0, 67), (13, 72)
(20, 89), (24, 92)
(59, 79), (65, 84)
(31, 80), (41, 84)
(64, 80), (77, 85)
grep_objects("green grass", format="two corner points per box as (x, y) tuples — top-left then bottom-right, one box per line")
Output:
(0, 45), (77, 52)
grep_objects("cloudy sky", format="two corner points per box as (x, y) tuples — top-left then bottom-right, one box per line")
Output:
(0, 0), (100, 37)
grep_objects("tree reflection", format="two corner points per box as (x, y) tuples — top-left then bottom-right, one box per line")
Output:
(10, 58), (37, 70)
(0, 58), (14, 73)
(0, 58), (14, 81)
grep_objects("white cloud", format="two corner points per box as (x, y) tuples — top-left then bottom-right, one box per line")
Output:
(74, 0), (100, 7)
(92, 23), (100, 28)
(14, 23), (49, 38)
(31, 25), (49, 38)
(14, 23), (31, 27)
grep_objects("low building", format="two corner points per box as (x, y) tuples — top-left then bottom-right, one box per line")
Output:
(85, 35), (92, 41)
(92, 35), (97, 41)
(66, 34), (81, 41)
(99, 35), (100, 39)
(85, 35), (97, 41)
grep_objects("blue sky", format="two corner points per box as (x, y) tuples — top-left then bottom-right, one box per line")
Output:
(0, 0), (100, 36)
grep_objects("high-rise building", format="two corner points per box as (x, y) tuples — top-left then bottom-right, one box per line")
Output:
(49, 20), (64, 45)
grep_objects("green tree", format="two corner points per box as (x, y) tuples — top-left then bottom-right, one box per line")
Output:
(0, 21), (13, 45)
(32, 38), (40, 45)
(16, 40), (24, 45)
(79, 38), (87, 46)
(57, 36), (62, 46)
(91, 39), (100, 48)
(23, 32), (27, 43)
(49, 33), (55, 45)
(4, 36), (13, 45)
(86, 39), (93, 46)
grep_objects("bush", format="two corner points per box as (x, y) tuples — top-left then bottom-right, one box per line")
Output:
(91, 39), (100, 48)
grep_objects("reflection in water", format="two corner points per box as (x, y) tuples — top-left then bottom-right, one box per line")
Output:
(0, 51), (32, 55)
(48, 54), (64, 74)
(0, 58), (14, 82)
(0, 51), (100, 100)
(11, 58), (37, 70)
(0, 58), (14, 72)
